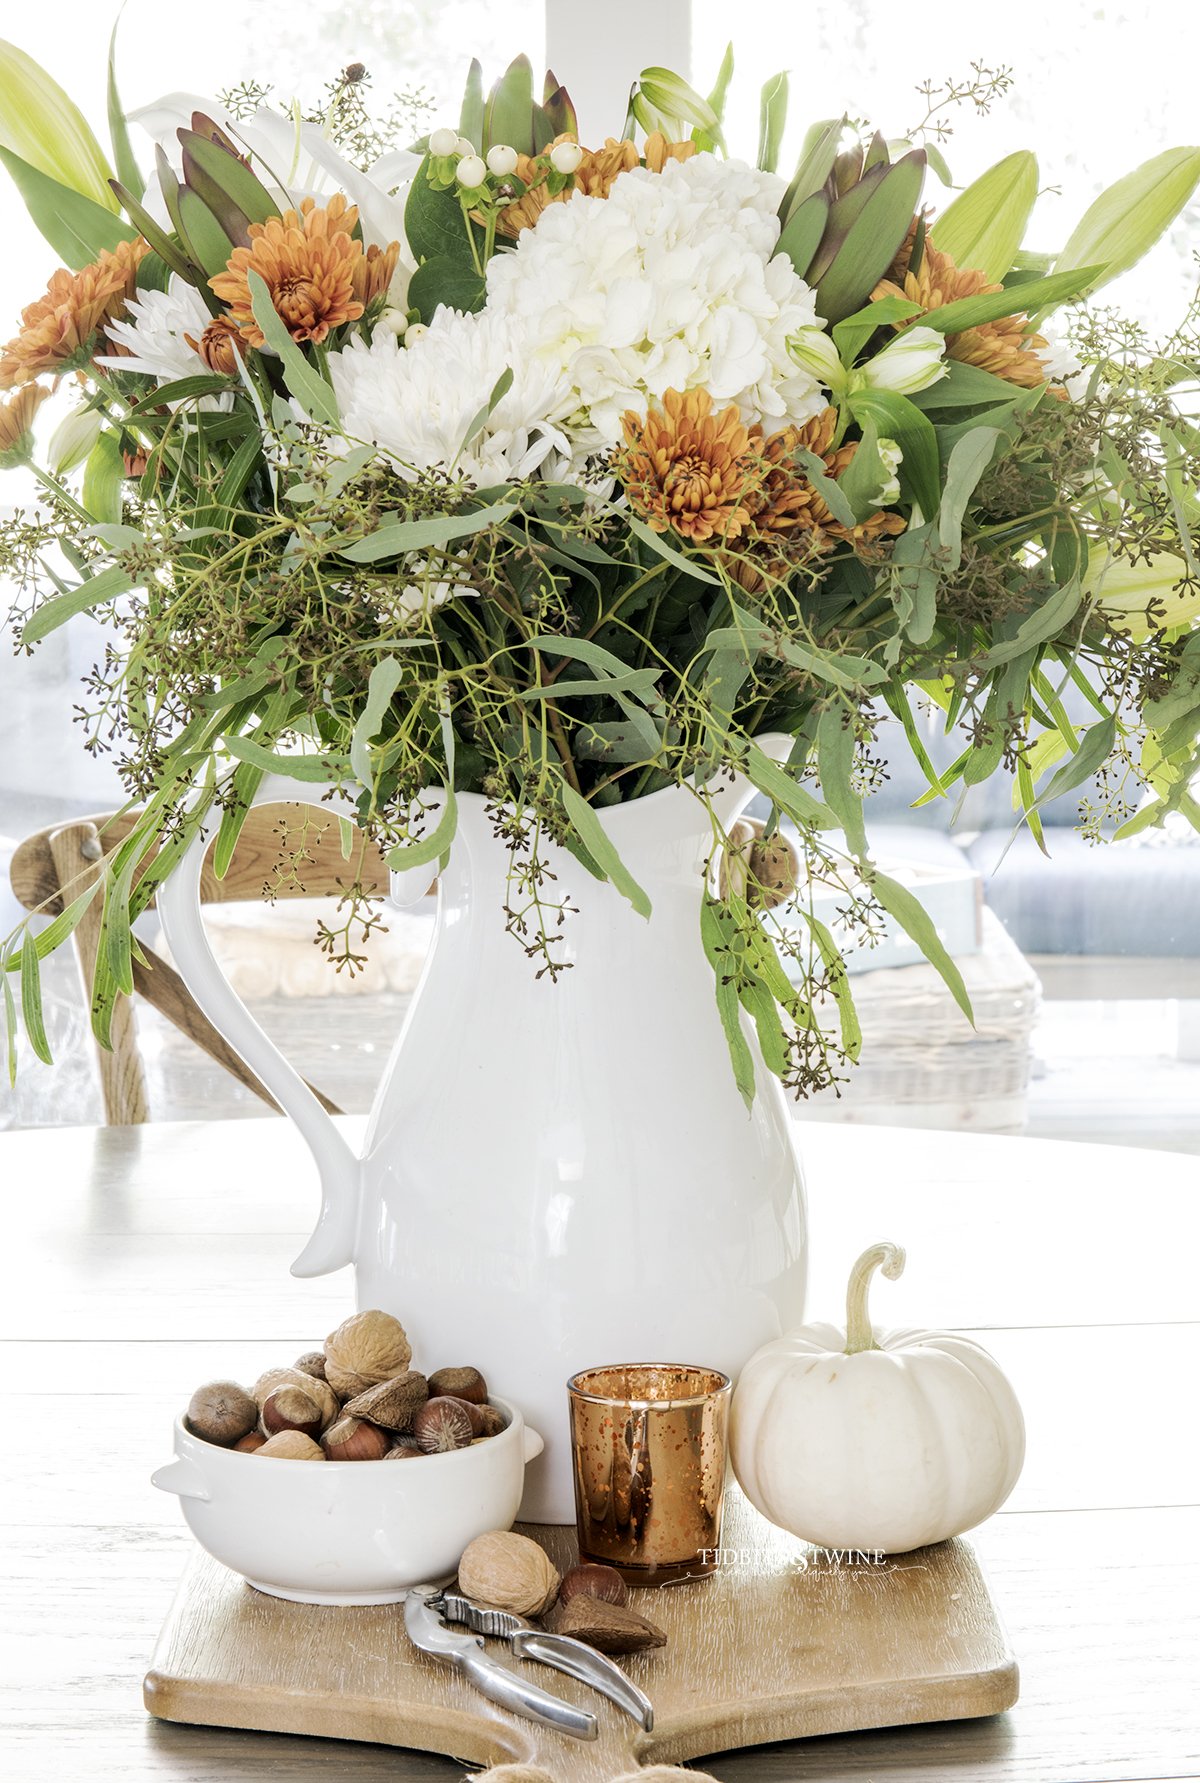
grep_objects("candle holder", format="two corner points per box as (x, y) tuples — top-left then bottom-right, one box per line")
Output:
(567, 1363), (731, 1586)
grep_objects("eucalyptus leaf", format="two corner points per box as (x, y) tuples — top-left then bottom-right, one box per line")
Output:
(247, 270), (340, 425)
(339, 499), (516, 562)
(869, 868), (973, 1023)
(350, 656), (404, 788)
(562, 783), (652, 918)
(20, 930), (52, 1065)
(22, 564), (133, 644)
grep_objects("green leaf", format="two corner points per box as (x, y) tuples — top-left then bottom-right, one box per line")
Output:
(700, 898), (757, 1109)
(339, 499), (516, 562)
(404, 158), (479, 266)
(486, 55), (535, 154)
(0, 38), (118, 211)
(886, 522), (941, 643)
(775, 191), (829, 280)
(179, 129), (281, 238)
(707, 611), (889, 690)
(350, 656), (404, 788)
(694, 41), (735, 153)
(921, 265), (1101, 335)
(3, 957), (17, 1085)
(939, 426), (1001, 562)
(1036, 714), (1116, 805)
(791, 446), (857, 529)
(459, 59), (484, 151)
(106, 14), (144, 202)
(817, 704), (867, 855)
(562, 783), (652, 919)
(82, 432), (126, 527)
(178, 184), (237, 276)
(247, 270), (340, 426)
(780, 116), (844, 222)
(22, 563), (134, 645)
(110, 178), (203, 286)
(459, 367), (513, 455)
(20, 930), (52, 1065)
(812, 150), (926, 323)
(745, 743), (837, 828)
(384, 785), (459, 870)
(636, 66), (723, 145)
(1057, 147), (1200, 298)
(408, 256), (487, 325)
(0, 145), (136, 267)
(757, 72), (789, 174)
(870, 867), (973, 1025)
(832, 295), (923, 365)
(933, 151), (1039, 283)
(223, 737), (348, 781)
(804, 909), (862, 1059)
(625, 514), (723, 585)
(909, 359), (1030, 411)
(981, 576), (1082, 667)
(847, 387), (941, 520)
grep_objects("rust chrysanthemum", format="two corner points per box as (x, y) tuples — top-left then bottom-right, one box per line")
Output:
(185, 314), (245, 376)
(872, 233), (1048, 388)
(0, 239), (148, 389)
(0, 381), (50, 464)
(614, 388), (768, 544)
(210, 194), (391, 348)
(496, 132), (696, 237)
(729, 408), (906, 590)
(352, 239), (401, 311)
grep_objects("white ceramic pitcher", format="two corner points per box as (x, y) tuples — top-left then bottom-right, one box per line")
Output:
(157, 744), (808, 1522)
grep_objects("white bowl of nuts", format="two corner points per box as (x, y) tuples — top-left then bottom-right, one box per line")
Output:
(152, 1311), (544, 1605)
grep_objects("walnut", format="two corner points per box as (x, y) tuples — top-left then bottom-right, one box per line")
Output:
(324, 1310), (412, 1399)
(457, 1531), (560, 1617)
(344, 1371), (429, 1432)
(254, 1431), (325, 1460)
(293, 1351), (327, 1381)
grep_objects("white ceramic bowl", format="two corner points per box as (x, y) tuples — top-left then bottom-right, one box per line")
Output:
(152, 1397), (543, 1604)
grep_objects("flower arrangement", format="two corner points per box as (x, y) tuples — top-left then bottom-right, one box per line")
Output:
(2, 40), (1199, 1100)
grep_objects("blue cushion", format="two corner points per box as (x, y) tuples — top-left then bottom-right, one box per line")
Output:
(967, 826), (1200, 956)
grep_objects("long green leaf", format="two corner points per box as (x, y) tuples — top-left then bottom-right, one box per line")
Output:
(804, 908), (862, 1059)
(223, 736), (347, 780)
(350, 656), (404, 788)
(813, 150), (926, 323)
(22, 564), (133, 644)
(339, 499), (516, 562)
(0, 146), (136, 267)
(179, 129), (281, 236)
(932, 151), (1039, 282)
(775, 191), (829, 280)
(106, 14), (144, 202)
(847, 387), (941, 520)
(247, 270), (340, 425)
(458, 59), (484, 150)
(817, 705), (868, 855)
(707, 612), (889, 691)
(3, 958), (17, 1085)
(562, 784), (652, 919)
(922, 265), (1102, 335)
(0, 38), (118, 210)
(939, 426), (1001, 561)
(82, 432), (125, 528)
(625, 513), (724, 585)
(757, 72), (789, 174)
(779, 116), (843, 223)
(746, 743), (837, 828)
(486, 55), (535, 154)
(870, 867), (973, 1024)
(700, 897), (757, 1108)
(1056, 147), (1200, 298)
(20, 930), (52, 1064)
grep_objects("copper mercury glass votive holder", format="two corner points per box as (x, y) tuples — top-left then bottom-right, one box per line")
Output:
(566, 1363), (732, 1586)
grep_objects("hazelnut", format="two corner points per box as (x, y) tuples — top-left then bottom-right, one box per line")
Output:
(320, 1415), (391, 1461)
(385, 1439), (425, 1460)
(253, 1366), (339, 1430)
(427, 1366), (488, 1405)
(412, 1397), (474, 1454)
(324, 1309), (412, 1399)
(559, 1563), (629, 1608)
(255, 1431), (325, 1460)
(234, 1430), (267, 1453)
(293, 1351), (327, 1381)
(472, 1403), (507, 1438)
(262, 1384), (324, 1440)
(343, 1371), (429, 1432)
(186, 1380), (258, 1447)
(457, 1531), (560, 1617)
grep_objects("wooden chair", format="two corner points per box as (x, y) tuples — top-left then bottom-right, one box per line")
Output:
(8, 805), (393, 1124)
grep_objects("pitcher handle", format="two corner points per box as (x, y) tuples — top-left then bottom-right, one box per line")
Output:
(156, 775), (417, 1279)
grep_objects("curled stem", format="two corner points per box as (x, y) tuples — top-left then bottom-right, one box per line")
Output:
(844, 1241), (906, 1354)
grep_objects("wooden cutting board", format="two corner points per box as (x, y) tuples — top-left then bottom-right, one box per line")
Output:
(144, 1488), (1017, 1780)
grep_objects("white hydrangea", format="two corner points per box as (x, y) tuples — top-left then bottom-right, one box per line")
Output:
(484, 153), (827, 461)
(327, 308), (572, 485)
(96, 276), (229, 408)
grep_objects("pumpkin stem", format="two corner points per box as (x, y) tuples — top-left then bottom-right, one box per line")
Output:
(844, 1241), (906, 1354)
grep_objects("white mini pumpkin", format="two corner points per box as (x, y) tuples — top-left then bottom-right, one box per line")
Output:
(730, 1242), (1025, 1553)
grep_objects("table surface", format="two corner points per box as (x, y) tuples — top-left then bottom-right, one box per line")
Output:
(1, 1115), (1197, 1783)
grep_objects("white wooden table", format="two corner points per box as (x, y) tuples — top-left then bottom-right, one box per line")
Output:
(1, 1116), (1197, 1780)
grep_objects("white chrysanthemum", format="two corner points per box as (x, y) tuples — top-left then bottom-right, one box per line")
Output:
(484, 153), (826, 459)
(327, 309), (572, 485)
(1037, 322), (1084, 387)
(96, 276), (229, 408)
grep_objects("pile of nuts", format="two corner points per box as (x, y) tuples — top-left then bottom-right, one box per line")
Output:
(184, 1309), (505, 1461)
(455, 1531), (668, 1656)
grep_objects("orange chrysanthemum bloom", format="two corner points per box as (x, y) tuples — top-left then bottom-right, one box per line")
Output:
(873, 232), (1048, 389)
(210, 194), (389, 347)
(496, 132), (696, 237)
(730, 408), (906, 591)
(352, 239), (401, 310)
(0, 382), (50, 462)
(0, 239), (148, 389)
(185, 314), (245, 376)
(615, 388), (768, 544)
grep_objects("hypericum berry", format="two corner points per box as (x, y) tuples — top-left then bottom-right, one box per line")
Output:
(455, 136), (477, 158)
(405, 323), (429, 344)
(375, 308), (409, 339)
(549, 140), (583, 175)
(456, 155), (487, 189)
(486, 144), (519, 177)
(429, 126), (459, 157)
